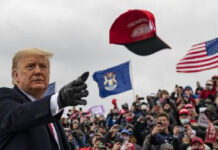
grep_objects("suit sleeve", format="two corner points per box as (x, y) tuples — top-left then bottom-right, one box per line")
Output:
(0, 88), (62, 132)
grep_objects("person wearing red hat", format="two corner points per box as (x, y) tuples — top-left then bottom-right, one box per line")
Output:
(185, 104), (198, 123)
(199, 80), (216, 101)
(178, 109), (206, 146)
(186, 136), (211, 150)
(179, 108), (191, 125)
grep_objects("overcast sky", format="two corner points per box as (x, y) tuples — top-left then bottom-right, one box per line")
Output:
(0, 0), (217, 113)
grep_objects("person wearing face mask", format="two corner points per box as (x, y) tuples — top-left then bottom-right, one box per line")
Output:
(178, 109), (206, 142)
(200, 80), (216, 101)
(120, 129), (141, 150)
(141, 102), (149, 116)
(179, 109), (192, 125)
(185, 104), (198, 123)
(120, 129), (130, 141)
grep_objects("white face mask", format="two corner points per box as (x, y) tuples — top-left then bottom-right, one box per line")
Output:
(180, 118), (190, 124)
(141, 105), (147, 110)
(208, 85), (213, 90)
(121, 135), (129, 141)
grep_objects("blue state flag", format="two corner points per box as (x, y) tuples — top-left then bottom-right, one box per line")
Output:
(44, 82), (56, 96)
(93, 61), (132, 98)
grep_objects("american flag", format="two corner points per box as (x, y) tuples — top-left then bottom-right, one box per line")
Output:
(44, 82), (56, 96)
(176, 37), (218, 73)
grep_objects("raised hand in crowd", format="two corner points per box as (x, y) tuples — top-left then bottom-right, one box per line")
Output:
(173, 126), (180, 137)
(151, 122), (163, 135)
(110, 124), (119, 137)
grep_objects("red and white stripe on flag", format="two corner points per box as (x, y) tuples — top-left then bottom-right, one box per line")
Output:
(176, 38), (218, 73)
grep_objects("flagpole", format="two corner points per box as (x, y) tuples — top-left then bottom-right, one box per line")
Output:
(129, 60), (136, 101)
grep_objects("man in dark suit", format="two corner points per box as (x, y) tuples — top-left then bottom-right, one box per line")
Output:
(0, 48), (89, 150)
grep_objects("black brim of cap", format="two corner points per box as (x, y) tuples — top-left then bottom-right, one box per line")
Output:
(124, 36), (171, 56)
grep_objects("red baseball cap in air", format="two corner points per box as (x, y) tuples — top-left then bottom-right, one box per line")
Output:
(110, 9), (171, 56)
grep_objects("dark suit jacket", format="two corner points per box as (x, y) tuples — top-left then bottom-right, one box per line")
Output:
(0, 86), (71, 150)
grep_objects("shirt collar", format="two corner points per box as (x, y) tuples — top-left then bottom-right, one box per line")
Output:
(19, 88), (37, 102)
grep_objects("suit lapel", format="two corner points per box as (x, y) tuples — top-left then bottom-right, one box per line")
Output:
(13, 85), (70, 150)
(13, 85), (32, 103)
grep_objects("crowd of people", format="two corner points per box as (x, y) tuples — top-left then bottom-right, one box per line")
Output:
(61, 75), (218, 150)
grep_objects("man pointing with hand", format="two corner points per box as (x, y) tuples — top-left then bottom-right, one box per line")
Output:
(0, 48), (89, 150)
(58, 71), (89, 108)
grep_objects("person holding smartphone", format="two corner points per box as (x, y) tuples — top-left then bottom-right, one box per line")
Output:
(144, 113), (181, 149)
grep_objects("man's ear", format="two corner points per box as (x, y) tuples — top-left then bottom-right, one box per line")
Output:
(13, 70), (19, 84)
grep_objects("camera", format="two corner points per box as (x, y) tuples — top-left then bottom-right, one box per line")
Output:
(178, 126), (187, 132)
(156, 122), (162, 126)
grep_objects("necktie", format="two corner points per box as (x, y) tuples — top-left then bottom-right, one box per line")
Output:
(48, 123), (55, 136)
(48, 123), (61, 150)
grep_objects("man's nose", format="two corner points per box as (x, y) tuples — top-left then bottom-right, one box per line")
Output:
(34, 65), (42, 73)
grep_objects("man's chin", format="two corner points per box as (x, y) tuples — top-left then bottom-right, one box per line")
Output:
(30, 85), (47, 92)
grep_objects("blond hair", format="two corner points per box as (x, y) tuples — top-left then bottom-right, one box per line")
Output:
(12, 48), (53, 85)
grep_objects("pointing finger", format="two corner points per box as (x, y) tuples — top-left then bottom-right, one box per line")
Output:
(79, 72), (89, 82)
